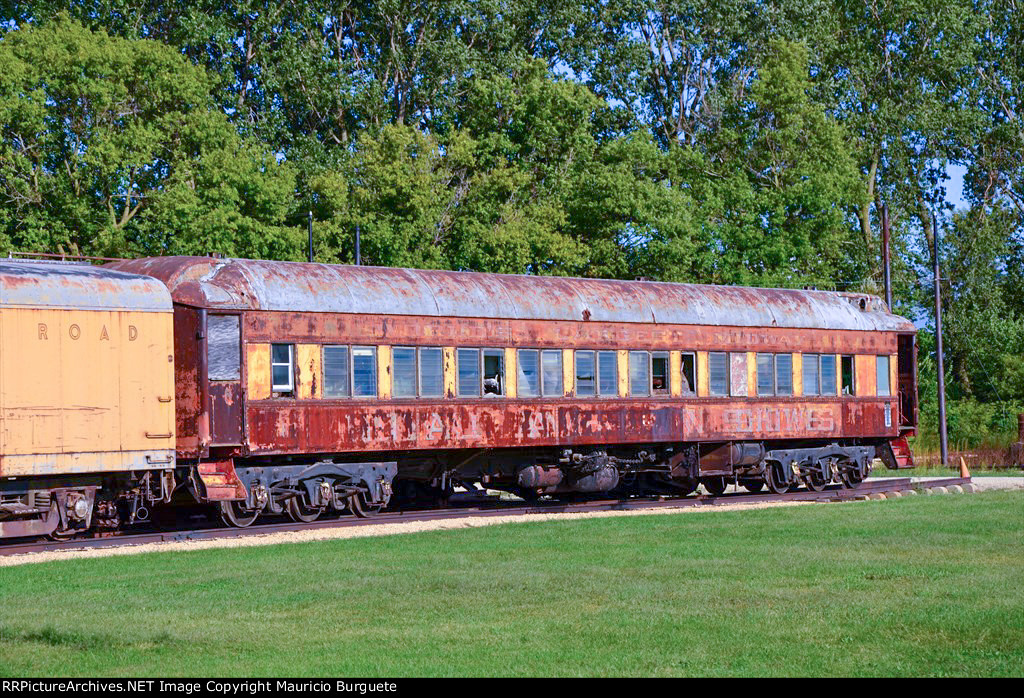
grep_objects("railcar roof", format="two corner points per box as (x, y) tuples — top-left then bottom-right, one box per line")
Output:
(0, 260), (172, 312)
(108, 256), (915, 332)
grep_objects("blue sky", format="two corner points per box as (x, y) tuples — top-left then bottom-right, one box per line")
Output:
(945, 163), (968, 209)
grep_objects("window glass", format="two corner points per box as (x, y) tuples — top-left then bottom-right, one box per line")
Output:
(680, 352), (696, 396)
(756, 353), (774, 396)
(877, 355), (891, 396)
(629, 351), (650, 396)
(323, 346), (350, 397)
(598, 351), (618, 396)
(457, 348), (481, 397)
(483, 349), (504, 396)
(776, 353), (793, 396)
(352, 346), (377, 397)
(803, 354), (820, 396)
(271, 343), (294, 392)
(419, 348), (443, 397)
(651, 352), (669, 395)
(576, 350), (596, 397)
(821, 355), (837, 395)
(392, 347), (417, 397)
(518, 349), (540, 397)
(841, 355), (855, 395)
(207, 315), (240, 380)
(709, 352), (729, 396)
(541, 350), (563, 397)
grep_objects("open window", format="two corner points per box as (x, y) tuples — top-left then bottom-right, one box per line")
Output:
(651, 351), (669, 395)
(680, 352), (696, 396)
(841, 355), (855, 395)
(483, 349), (504, 396)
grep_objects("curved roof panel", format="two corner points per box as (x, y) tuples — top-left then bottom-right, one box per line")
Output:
(0, 260), (172, 312)
(107, 256), (915, 332)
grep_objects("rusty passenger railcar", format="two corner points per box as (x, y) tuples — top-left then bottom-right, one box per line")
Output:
(109, 256), (918, 527)
(0, 261), (176, 538)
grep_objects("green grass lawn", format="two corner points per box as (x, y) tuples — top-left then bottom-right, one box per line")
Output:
(2, 491), (1022, 677)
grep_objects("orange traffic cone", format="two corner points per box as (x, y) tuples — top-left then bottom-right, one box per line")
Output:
(959, 456), (971, 479)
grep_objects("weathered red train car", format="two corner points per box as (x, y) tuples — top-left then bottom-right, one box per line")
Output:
(109, 256), (918, 527)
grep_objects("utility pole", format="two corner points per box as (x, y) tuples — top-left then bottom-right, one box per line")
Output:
(881, 204), (893, 310)
(307, 211), (313, 263)
(933, 212), (949, 466)
(355, 225), (361, 266)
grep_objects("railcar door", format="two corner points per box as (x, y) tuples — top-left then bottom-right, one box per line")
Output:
(207, 313), (244, 445)
(897, 334), (917, 428)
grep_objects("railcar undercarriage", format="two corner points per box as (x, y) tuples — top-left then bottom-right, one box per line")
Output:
(0, 439), (881, 539)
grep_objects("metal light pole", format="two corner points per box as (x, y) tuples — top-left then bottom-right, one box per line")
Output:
(932, 212), (949, 466)
(355, 224), (361, 266)
(307, 210), (314, 263)
(882, 204), (893, 310)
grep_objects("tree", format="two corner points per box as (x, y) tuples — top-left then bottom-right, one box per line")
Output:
(0, 16), (300, 258)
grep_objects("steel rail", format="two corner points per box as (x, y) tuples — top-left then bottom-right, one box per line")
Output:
(0, 477), (972, 558)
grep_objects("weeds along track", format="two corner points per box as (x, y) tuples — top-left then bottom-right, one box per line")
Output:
(0, 477), (974, 559)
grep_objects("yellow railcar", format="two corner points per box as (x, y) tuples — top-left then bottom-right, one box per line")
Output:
(0, 261), (175, 538)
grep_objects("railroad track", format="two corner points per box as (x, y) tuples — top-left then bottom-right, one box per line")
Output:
(0, 477), (974, 558)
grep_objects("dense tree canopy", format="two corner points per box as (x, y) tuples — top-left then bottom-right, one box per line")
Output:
(1, 1), (1022, 410)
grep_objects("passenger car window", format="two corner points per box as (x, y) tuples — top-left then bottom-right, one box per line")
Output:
(576, 350), (596, 397)
(877, 355), (891, 396)
(598, 351), (618, 396)
(271, 343), (294, 393)
(803, 354), (820, 396)
(629, 351), (650, 396)
(541, 350), (562, 397)
(776, 353), (793, 396)
(352, 346), (377, 397)
(392, 347), (417, 397)
(651, 352), (669, 395)
(680, 352), (696, 396)
(821, 355), (837, 395)
(756, 353), (774, 396)
(483, 349), (504, 396)
(457, 348), (481, 397)
(709, 352), (729, 396)
(518, 349), (540, 397)
(207, 315), (240, 381)
(841, 355), (855, 395)
(323, 346), (350, 397)
(419, 348), (443, 397)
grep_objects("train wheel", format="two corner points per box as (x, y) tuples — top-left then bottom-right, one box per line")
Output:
(285, 497), (321, 523)
(220, 501), (260, 528)
(804, 471), (827, 492)
(764, 463), (789, 495)
(840, 468), (864, 489)
(348, 493), (382, 518)
(702, 477), (728, 496)
(739, 479), (763, 493)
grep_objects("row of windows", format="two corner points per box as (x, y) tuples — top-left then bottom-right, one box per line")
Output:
(258, 343), (892, 400)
